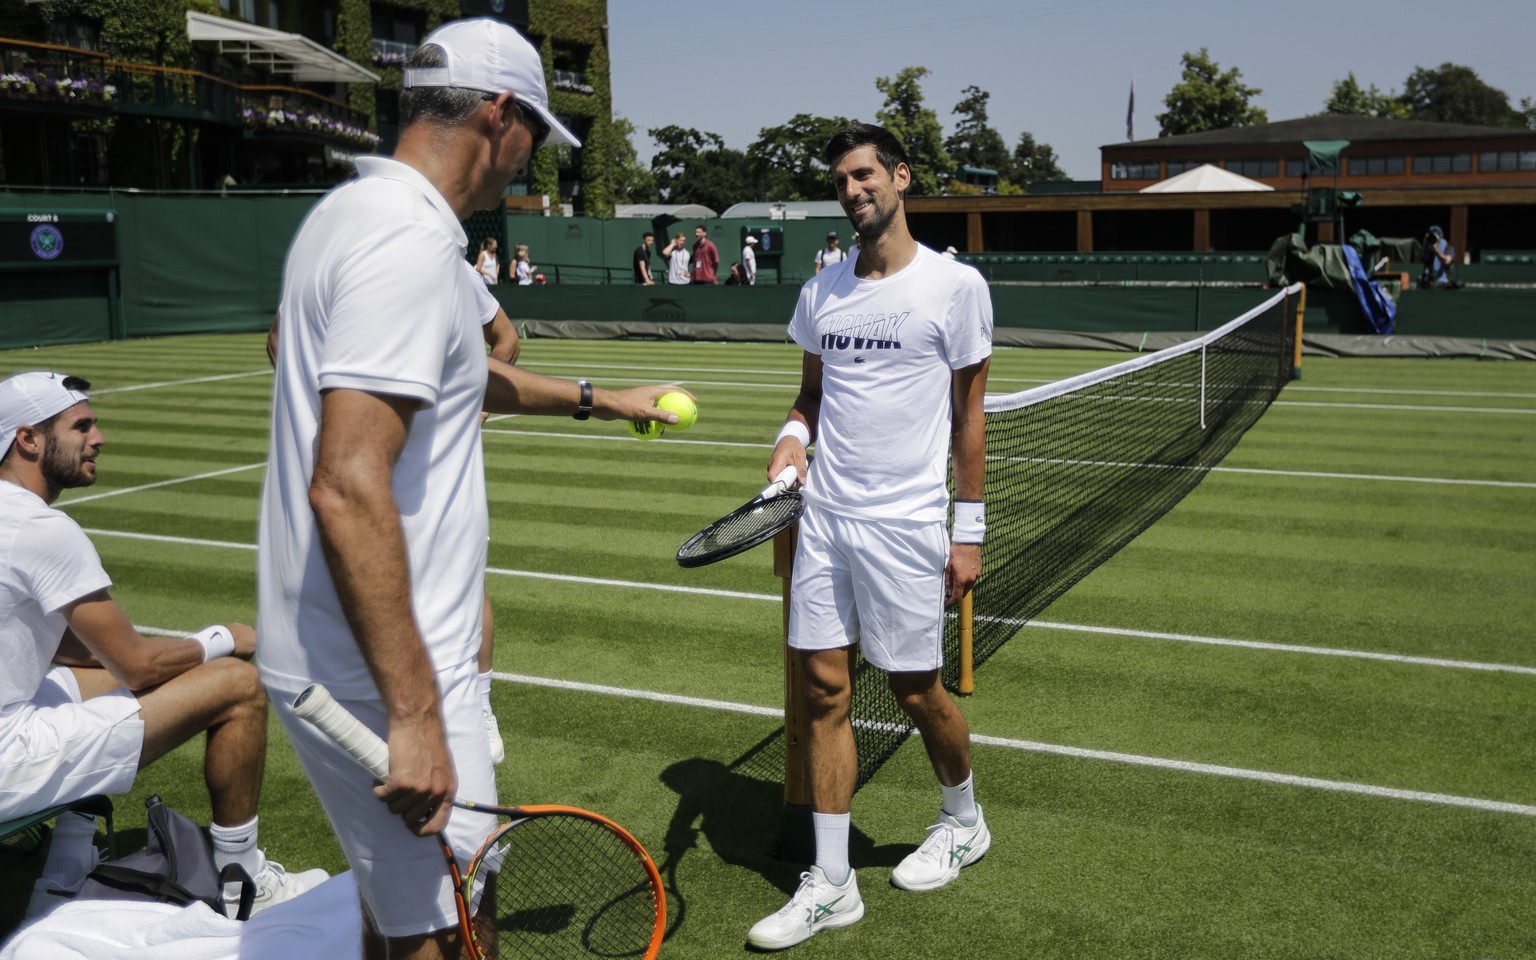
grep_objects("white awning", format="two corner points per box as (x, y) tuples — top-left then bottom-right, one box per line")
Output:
(1139, 164), (1274, 193)
(186, 12), (379, 84)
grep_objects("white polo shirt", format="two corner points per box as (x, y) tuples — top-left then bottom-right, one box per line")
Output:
(787, 244), (993, 523)
(258, 157), (490, 698)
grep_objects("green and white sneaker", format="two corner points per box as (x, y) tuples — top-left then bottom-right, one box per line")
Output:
(746, 865), (864, 950)
(890, 804), (991, 892)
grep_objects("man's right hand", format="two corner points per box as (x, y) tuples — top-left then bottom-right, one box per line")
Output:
(768, 436), (808, 491)
(376, 715), (457, 836)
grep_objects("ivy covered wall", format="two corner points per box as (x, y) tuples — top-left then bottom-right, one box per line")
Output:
(529, 0), (613, 217)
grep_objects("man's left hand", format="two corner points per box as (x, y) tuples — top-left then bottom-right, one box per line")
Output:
(944, 542), (982, 606)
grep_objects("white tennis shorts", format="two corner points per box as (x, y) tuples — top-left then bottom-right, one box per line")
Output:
(788, 502), (948, 672)
(269, 656), (496, 938)
(0, 667), (143, 822)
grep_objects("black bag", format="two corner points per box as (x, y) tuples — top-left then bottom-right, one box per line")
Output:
(75, 795), (255, 920)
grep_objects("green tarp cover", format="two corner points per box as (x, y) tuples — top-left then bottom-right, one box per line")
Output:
(1302, 139), (1351, 174)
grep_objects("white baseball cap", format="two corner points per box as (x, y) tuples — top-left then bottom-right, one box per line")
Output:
(0, 371), (91, 459)
(744, 236), (758, 244)
(402, 18), (581, 149)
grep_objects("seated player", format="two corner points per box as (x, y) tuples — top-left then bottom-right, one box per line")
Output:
(0, 371), (328, 918)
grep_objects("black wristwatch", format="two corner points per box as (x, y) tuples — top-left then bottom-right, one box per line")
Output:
(573, 380), (593, 420)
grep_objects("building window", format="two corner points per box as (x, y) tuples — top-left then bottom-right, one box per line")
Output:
(551, 43), (593, 94)
(238, 0), (257, 23)
(1348, 155), (1406, 176)
(1410, 153), (1470, 174)
(269, 1), (280, 29)
(1166, 160), (1213, 176)
(1225, 159), (1278, 178)
(1110, 161), (1159, 180)
(1285, 158), (1308, 177)
(1479, 150), (1536, 172)
(48, 16), (100, 51)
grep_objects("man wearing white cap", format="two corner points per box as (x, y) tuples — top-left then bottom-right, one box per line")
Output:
(0, 371), (327, 920)
(257, 18), (685, 958)
(742, 234), (758, 285)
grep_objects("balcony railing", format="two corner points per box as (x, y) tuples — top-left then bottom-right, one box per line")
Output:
(240, 85), (380, 149)
(0, 35), (116, 107)
(371, 38), (415, 67)
(552, 69), (592, 94)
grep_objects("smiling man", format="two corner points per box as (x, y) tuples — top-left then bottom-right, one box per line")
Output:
(0, 371), (325, 920)
(751, 123), (995, 951)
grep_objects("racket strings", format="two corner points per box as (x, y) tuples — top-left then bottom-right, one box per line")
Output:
(476, 815), (659, 959)
(677, 495), (801, 564)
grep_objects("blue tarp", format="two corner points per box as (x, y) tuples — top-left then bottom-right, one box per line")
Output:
(1342, 244), (1396, 335)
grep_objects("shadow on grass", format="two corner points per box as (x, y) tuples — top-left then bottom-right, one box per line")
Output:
(655, 730), (906, 946)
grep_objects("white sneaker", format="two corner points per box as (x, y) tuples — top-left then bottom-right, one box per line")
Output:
(483, 708), (505, 766)
(890, 804), (991, 892)
(746, 865), (864, 951)
(24, 847), (100, 920)
(228, 851), (329, 916)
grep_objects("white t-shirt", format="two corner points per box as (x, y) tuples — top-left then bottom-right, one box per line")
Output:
(816, 246), (847, 269)
(258, 156), (490, 698)
(0, 482), (112, 734)
(667, 247), (691, 285)
(467, 260), (499, 324)
(787, 245), (993, 522)
(515, 259), (532, 285)
(742, 246), (757, 283)
(476, 252), (498, 284)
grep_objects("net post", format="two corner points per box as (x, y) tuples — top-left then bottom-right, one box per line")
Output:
(1291, 284), (1307, 380)
(958, 588), (975, 696)
(774, 524), (814, 863)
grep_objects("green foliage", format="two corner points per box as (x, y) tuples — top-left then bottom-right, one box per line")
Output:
(1522, 97), (1536, 131)
(1325, 72), (1410, 120)
(603, 116), (658, 204)
(946, 85), (1010, 183)
(874, 66), (954, 196)
(1401, 62), (1522, 127)
(746, 113), (855, 201)
(1008, 131), (1068, 189)
(648, 125), (759, 211)
(1157, 48), (1268, 137)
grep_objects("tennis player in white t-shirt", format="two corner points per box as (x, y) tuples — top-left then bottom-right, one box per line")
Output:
(258, 18), (684, 958)
(750, 123), (994, 951)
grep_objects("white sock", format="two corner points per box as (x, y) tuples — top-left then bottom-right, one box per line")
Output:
(209, 816), (260, 878)
(941, 773), (977, 824)
(39, 811), (97, 888)
(811, 812), (851, 884)
(478, 671), (493, 713)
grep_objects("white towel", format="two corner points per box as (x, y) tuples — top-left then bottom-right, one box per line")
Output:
(1, 872), (361, 960)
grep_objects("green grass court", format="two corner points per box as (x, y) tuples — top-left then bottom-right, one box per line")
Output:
(1, 333), (1533, 957)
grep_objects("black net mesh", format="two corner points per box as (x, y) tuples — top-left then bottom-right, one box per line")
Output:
(736, 286), (1298, 790)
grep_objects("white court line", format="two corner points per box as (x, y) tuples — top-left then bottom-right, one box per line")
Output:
(1274, 400), (1536, 415)
(97, 528), (1535, 676)
(60, 462), (266, 505)
(93, 370), (272, 394)
(124, 625), (1536, 818)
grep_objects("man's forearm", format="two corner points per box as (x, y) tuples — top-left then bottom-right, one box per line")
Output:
(483, 358), (588, 416)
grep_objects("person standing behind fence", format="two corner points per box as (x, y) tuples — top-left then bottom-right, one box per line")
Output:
(815, 230), (846, 274)
(691, 225), (719, 285)
(514, 243), (534, 285)
(742, 235), (758, 285)
(474, 237), (499, 284)
(663, 231), (691, 285)
(633, 232), (657, 285)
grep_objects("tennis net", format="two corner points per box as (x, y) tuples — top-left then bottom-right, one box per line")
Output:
(829, 282), (1302, 790)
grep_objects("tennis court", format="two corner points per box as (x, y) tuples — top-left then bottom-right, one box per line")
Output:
(1, 330), (1533, 958)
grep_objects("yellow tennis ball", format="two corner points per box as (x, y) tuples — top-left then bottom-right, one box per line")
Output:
(657, 391), (697, 432)
(629, 419), (665, 441)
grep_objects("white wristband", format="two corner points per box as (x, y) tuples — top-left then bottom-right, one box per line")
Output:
(952, 500), (986, 544)
(775, 420), (811, 447)
(191, 625), (235, 662)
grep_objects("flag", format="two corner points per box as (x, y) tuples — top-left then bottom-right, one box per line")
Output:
(1126, 79), (1135, 141)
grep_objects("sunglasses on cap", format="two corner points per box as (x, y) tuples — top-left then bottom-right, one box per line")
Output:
(484, 94), (550, 153)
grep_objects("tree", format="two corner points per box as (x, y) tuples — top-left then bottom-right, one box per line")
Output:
(1157, 48), (1267, 137)
(873, 66), (954, 195)
(945, 85), (1010, 177)
(1007, 132), (1069, 188)
(747, 113), (855, 201)
(647, 125), (758, 213)
(604, 116), (658, 205)
(1523, 97), (1536, 131)
(1324, 73), (1410, 120)
(1401, 63), (1521, 127)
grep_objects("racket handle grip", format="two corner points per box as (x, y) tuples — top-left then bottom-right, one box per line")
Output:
(292, 684), (390, 780)
(761, 464), (798, 500)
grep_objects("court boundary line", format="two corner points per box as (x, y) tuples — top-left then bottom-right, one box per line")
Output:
(91, 528), (1536, 676)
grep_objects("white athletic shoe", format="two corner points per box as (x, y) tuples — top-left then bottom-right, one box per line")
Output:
(746, 865), (864, 951)
(890, 804), (991, 892)
(483, 708), (505, 765)
(227, 851), (329, 916)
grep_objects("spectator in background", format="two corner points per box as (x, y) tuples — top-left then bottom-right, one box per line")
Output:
(514, 243), (535, 285)
(474, 237), (500, 284)
(692, 224), (720, 285)
(815, 230), (846, 274)
(942, 245), (958, 260)
(633, 232), (657, 285)
(848, 231), (861, 263)
(1420, 225), (1454, 288)
(742, 235), (758, 285)
(663, 232), (691, 285)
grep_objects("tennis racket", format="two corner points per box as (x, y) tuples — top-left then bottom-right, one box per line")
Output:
(291, 684), (665, 960)
(675, 464), (803, 568)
